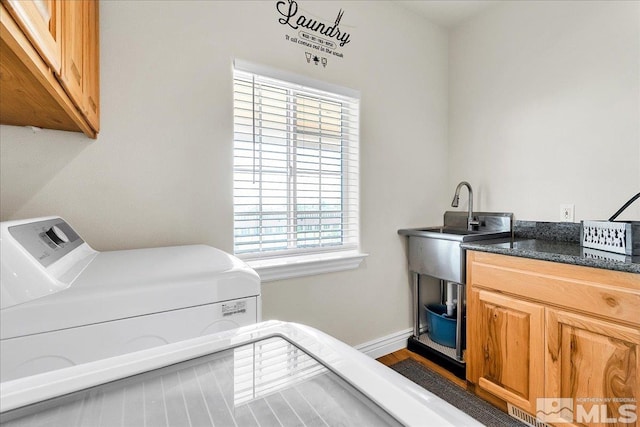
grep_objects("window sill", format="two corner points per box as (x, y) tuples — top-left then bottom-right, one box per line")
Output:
(244, 251), (368, 282)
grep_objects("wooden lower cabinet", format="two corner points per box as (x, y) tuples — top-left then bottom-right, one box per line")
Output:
(466, 251), (640, 427)
(468, 289), (545, 414)
(545, 309), (639, 427)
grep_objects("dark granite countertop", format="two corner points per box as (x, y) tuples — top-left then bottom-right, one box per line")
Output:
(461, 221), (640, 274)
(462, 238), (640, 274)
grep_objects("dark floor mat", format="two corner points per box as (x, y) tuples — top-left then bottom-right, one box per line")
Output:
(390, 358), (527, 427)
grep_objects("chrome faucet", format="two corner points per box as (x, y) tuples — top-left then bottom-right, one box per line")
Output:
(451, 181), (479, 231)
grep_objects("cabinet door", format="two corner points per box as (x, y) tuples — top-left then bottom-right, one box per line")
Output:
(2, 0), (61, 73)
(59, 0), (83, 108)
(81, 0), (98, 131)
(468, 289), (545, 414)
(59, 0), (99, 132)
(546, 309), (639, 427)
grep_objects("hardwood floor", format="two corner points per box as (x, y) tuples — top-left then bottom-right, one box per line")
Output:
(376, 348), (467, 388)
(377, 348), (509, 413)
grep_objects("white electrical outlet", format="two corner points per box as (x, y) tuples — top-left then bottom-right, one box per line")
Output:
(560, 204), (575, 222)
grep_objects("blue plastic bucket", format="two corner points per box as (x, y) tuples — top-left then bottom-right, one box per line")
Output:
(425, 304), (457, 348)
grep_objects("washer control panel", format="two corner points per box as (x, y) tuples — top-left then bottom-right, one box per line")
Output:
(9, 218), (84, 268)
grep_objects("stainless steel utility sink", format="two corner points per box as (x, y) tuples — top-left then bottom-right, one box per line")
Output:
(398, 211), (513, 283)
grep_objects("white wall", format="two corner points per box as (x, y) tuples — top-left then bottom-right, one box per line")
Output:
(0, 1), (448, 346)
(449, 1), (640, 222)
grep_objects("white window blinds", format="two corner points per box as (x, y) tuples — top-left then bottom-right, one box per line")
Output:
(233, 65), (360, 259)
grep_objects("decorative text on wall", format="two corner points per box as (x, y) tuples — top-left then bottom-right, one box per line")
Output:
(276, 0), (352, 68)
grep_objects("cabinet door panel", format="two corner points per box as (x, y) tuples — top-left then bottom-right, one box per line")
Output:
(3, 0), (61, 72)
(482, 308), (530, 395)
(82, 0), (98, 131)
(59, 0), (83, 106)
(468, 289), (545, 413)
(546, 309), (639, 427)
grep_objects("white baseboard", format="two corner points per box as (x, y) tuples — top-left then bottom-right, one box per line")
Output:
(355, 328), (412, 359)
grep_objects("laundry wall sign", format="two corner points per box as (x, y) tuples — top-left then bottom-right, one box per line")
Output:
(276, 0), (352, 68)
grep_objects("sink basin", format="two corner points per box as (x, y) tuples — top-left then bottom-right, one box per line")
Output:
(398, 211), (513, 283)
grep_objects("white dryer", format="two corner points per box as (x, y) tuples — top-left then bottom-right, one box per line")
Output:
(0, 217), (261, 381)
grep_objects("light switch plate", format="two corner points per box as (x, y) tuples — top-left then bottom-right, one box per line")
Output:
(560, 204), (575, 222)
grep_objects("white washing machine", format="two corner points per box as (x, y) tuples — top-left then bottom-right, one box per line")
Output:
(0, 217), (261, 381)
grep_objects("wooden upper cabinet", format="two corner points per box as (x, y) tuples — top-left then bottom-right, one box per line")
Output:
(2, 0), (62, 73)
(0, 0), (99, 137)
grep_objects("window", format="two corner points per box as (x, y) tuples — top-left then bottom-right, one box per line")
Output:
(233, 61), (364, 280)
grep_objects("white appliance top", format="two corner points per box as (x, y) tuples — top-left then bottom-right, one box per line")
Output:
(0, 321), (482, 427)
(1, 217), (260, 340)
